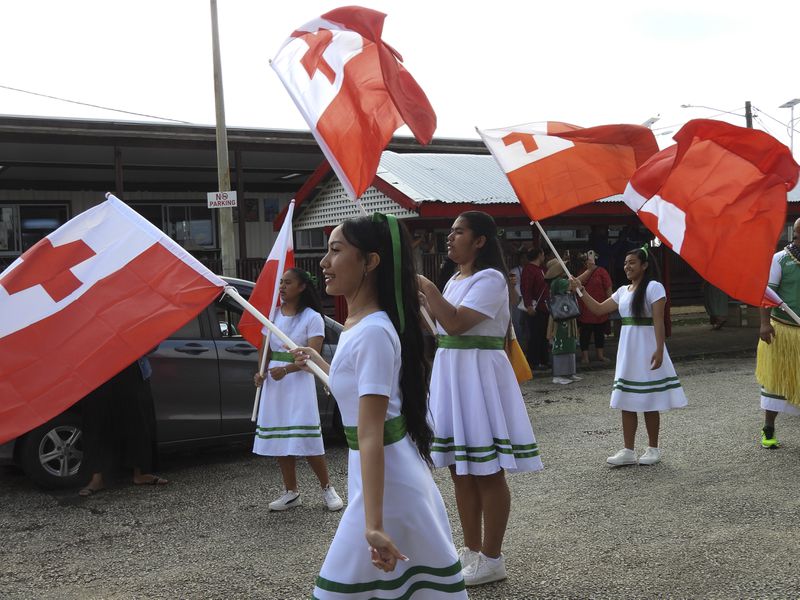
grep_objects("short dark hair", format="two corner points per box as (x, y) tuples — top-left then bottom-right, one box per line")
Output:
(526, 247), (544, 261)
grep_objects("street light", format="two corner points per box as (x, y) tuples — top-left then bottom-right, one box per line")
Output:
(779, 98), (800, 155)
(641, 116), (660, 128)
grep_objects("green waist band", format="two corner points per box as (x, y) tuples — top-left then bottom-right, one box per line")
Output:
(621, 317), (653, 326)
(344, 414), (407, 451)
(438, 335), (505, 350)
(271, 351), (294, 363)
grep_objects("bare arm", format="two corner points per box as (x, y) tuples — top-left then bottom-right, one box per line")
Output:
(569, 278), (618, 316)
(651, 298), (666, 369)
(359, 394), (406, 571)
(270, 336), (323, 381)
(417, 275), (488, 335)
(253, 341), (273, 386)
(290, 342), (331, 375)
(759, 307), (775, 343)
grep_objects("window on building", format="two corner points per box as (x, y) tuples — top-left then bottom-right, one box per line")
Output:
(0, 204), (69, 255)
(131, 204), (164, 230)
(296, 228), (327, 250)
(0, 206), (18, 253)
(165, 205), (217, 250)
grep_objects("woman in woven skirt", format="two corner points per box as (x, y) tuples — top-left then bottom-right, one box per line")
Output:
(418, 211), (543, 587)
(571, 246), (687, 467)
(253, 268), (342, 512)
(293, 215), (466, 600)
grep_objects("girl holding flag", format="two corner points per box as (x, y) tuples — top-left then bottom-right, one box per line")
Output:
(252, 268), (343, 512)
(292, 215), (466, 599)
(417, 210), (543, 587)
(570, 246), (687, 466)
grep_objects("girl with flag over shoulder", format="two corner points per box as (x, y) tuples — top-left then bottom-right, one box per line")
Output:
(252, 268), (343, 512)
(417, 210), (543, 587)
(291, 215), (467, 599)
(570, 245), (687, 466)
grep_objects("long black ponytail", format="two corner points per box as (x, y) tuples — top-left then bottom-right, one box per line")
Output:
(457, 211), (509, 275)
(285, 267), (324, 316)
(626, 247), (662, 319)
(340, 216), (433, 465)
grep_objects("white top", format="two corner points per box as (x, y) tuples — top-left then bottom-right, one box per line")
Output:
(261, 305), (324, 352)
(439, 268), (510, 337)
(328, 311), (403, 426)
(611, 280), (666, 318)
(769, 249), (787, 286)
(509, 265), (525, 310)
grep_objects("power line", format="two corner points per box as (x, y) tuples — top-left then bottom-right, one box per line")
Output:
(651, 106), (745, 133)
(752, 105), (800, 136)
(0, 84), (194, 125)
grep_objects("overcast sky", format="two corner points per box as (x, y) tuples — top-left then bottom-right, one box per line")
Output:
(2, 0), (798, 150)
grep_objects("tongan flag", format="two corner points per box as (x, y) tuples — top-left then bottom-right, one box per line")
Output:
(271, 5), (436, 201)
(0, 195), (225, 445)
(238, 200), (295, 348)
(478, 121), (658, 220)
(623, 119), (799, 307)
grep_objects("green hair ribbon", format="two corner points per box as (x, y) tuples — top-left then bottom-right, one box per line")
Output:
(641, 244), (649, 259)
(372, 212), (405, 334)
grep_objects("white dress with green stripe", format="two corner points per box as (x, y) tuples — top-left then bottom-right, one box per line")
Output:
(252, 307), (325, 457)
(610, 281), (687, 412)
(429, 269), (543, 476)
(314, 312), (466, 600)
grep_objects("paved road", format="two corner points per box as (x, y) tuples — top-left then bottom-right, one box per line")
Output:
(2, 355), (800, 599)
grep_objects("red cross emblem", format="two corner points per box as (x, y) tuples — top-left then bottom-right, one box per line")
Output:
(502, 132), (539, 154)
(292, 28), (336, 84)
(0, 238), (96, 302)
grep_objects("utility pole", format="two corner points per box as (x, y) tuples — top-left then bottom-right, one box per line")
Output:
(745, 101), (753, 129)
(210, 0), (236, 277)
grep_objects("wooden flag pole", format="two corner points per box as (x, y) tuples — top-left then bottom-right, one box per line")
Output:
(532, 220), (582, 297)
(251, 330), (272, 422)
(224, 287), (330, 387)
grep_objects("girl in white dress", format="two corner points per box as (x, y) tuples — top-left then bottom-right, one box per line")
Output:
(292, 215), (467, 599)
(571, 246), (687, 467)
(252, 268), (343, 512)
(418, 211), (543, 588)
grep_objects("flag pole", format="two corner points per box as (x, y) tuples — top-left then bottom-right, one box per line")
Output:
(252, 331), (272, 422)
(779, 302), (800, 326)
(224, 286), (330, 386)
(532, 220), (582, 297)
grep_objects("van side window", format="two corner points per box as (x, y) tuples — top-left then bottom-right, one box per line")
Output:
(170, 316), (203, 339)
(215, 296), (245, 338)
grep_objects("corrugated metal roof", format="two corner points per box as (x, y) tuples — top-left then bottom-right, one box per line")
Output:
(376, 151), (518, 204)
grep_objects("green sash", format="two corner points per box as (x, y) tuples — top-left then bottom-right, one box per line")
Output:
(621, 317), (653, 326)
(270, 351), (294, 363)
(437, 335), (505, 350)
(344, 414), (407, 451)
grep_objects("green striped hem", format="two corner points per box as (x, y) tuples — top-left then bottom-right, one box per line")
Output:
(431, 437), (539, 461)
(760, 389), (786, 401)
(612, 382), (684, 394)
(314, 561), (463, 594)
(614, 376), (679, 387)
(257, 425), (321, 432)
(256, 433), (322, 440)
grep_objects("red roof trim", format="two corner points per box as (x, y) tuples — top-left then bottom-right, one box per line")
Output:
(273, 159), (332, 231)
(371, 176), (420, 213)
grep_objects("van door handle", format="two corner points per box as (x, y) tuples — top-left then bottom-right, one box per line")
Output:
(225, 344), (257, 355)
(175, 343), (210, 355)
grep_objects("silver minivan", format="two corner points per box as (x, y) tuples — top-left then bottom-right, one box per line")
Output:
(0, 277), (343, 488)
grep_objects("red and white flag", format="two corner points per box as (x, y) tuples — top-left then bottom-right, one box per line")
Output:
(623, 119), (799, 307)
(0, 195), (225, 445)
(478, 121), (658, 220)
(271, 5), (436, 201)
(238, 201), (295, 348)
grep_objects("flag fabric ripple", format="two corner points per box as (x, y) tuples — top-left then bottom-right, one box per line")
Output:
(271, 5), (436, 201)
(0, 195), (226, 445)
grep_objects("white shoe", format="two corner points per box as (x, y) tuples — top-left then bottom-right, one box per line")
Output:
(570, 374), (583, 381)
(606, 448), (637, 466)
(269, 489), (302, 511)
(321, 484), (344, 511)
(552, 377), (573, 385)
(463, 553), (507, 587)
(457, 547), (479, 571)
(639, 447), (661, 465)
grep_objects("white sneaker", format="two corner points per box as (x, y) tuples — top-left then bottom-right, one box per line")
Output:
(463, 553), (507, 587)
(457, 547), (479, 571)
(570, 374), (583, 381)
(321, 484), (344, 511)
(606, 448), (637, 466)
(552, 377), (573, 385)
(639, 447), (661, 465)
(269, 489), (302, 511)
